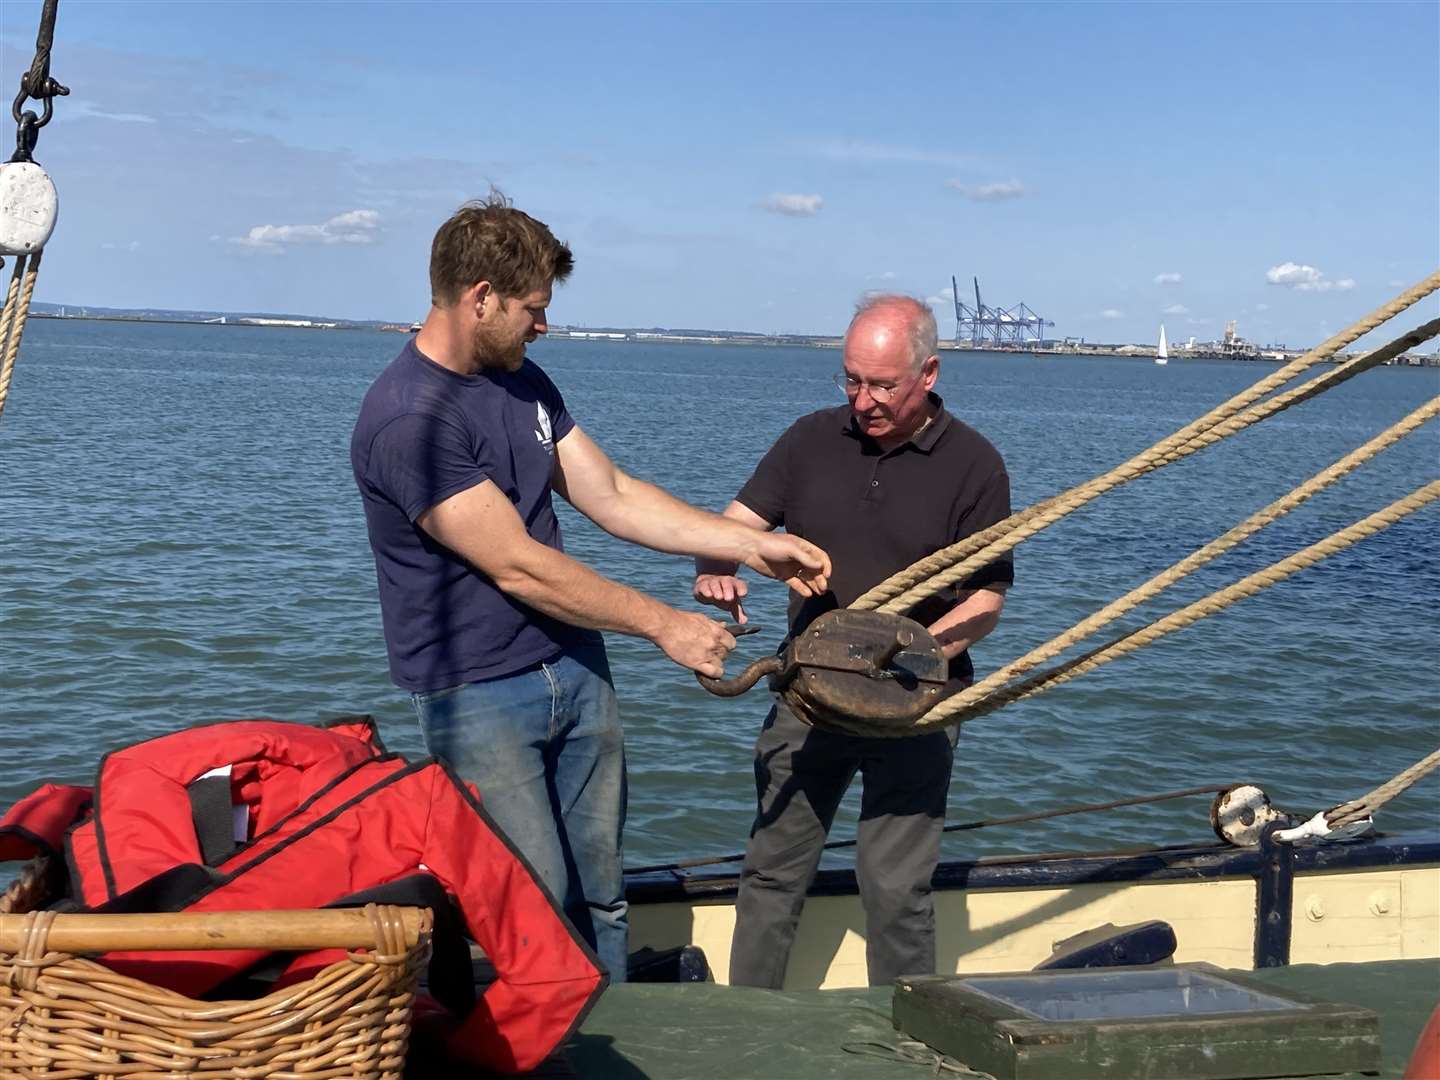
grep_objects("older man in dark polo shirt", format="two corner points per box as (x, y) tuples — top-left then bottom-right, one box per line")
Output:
(695, 293), (1012, 988)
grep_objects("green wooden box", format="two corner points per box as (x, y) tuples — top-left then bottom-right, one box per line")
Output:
(892, 963), (1380, 1080)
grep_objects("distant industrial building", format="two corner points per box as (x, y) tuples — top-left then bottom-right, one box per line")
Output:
(239, 317), (337, 329)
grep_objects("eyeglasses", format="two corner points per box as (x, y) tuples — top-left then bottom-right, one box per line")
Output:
(833, 371), (914, 404)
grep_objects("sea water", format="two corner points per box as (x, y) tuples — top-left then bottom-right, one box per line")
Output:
(2, 319), (1436, 871)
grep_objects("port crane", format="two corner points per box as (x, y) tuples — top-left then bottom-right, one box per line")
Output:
(952, 276), (1053, 346)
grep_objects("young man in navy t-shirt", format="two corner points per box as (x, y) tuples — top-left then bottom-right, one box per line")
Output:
(351, 193), (831, 981)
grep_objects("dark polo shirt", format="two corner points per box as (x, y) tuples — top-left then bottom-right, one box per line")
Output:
(736, 394), (1012, 688)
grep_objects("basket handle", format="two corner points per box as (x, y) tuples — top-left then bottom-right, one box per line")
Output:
(0, 904), (430, 954)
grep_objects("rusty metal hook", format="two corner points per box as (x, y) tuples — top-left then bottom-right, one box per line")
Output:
(695, 655), (783, 698)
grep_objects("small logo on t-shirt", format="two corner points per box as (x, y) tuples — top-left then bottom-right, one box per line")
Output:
(535, 402), (554, 453)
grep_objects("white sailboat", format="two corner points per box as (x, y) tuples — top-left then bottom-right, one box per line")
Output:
(1155, 323), (1169, 365)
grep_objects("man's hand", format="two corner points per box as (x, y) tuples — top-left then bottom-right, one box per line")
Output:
(651, 609), (737, 677)
(741, 533), (831, 597)
(694, 573), (749, 623)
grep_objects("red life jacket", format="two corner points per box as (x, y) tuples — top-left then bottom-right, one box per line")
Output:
(0, 717), (605, 1074)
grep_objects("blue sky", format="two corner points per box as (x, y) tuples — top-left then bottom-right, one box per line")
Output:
(2, 1), (1436, 344)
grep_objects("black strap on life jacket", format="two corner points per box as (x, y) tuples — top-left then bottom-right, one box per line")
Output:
(91, 862), (222, 913)
(186, 774), (236, 867)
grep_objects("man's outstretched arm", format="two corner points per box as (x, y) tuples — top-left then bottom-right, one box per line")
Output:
(552, 426), (829, 597)
(419, 479), (735, 676)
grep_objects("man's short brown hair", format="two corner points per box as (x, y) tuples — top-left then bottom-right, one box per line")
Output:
(429, 190), (574, 307)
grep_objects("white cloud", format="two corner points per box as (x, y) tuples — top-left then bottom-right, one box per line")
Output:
(880, 270), (897, 281)
(1265, 262), (1355, 292)
(1389, 279), (1407, 288)
(946, 178), (1025, 202)
(231, 209), (381, 252)
(1255, 303), (1270, 311)
(1154, 272), (1183, 286)
(1266, 262), (1322, 287)
(326, 209), (381, 231)
(1100, 308), (1124, 320)
(1162, 303), (1189, 315)
(758, 193), (823, 217)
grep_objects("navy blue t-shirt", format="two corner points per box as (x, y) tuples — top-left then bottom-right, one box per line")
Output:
(351, 341), (601, 691)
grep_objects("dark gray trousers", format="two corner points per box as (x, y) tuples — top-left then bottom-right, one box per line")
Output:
(728, 701), (959, 988)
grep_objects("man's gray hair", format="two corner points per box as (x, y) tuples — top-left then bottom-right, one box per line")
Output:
(852, 294), (939, 372)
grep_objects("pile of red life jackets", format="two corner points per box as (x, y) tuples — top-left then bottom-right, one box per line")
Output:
(0, 717), (605, 1074)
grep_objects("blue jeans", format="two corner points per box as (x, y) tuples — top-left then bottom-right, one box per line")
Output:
(412, 644), (628, 981)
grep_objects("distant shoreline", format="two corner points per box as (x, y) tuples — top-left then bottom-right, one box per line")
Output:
(23, 312), (1439, 366)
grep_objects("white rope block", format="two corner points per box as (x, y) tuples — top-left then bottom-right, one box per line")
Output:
(0, 161), (58, 255)
(1211, 784), (1295, 846)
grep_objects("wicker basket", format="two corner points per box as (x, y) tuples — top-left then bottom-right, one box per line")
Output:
(1, 902), (432, 1079)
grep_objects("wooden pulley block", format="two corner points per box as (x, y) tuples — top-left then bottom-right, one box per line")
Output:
(777, 609), (948, 730)
(696, 609), (948, 732)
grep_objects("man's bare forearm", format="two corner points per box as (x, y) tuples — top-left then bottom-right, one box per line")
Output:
(492, 540), (673, 639)
(419, 476), (735, 675)
(586, 472), (767, 563)
(928, 586), (1007, 659)
(494, 540), (737, 675)
(693, 501), (771, 578)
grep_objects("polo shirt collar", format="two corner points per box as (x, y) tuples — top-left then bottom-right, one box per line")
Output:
(842, 391), (952, 453)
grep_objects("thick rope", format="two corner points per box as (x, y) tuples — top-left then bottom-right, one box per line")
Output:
(941, 395), (1440, 715)
(0, 249), (43, 423)
(866, 313), (1440, 617)
(1327, 747), (1440, 830)
(903, 480), (1440, 730)
(850, 272), (1440, 614)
